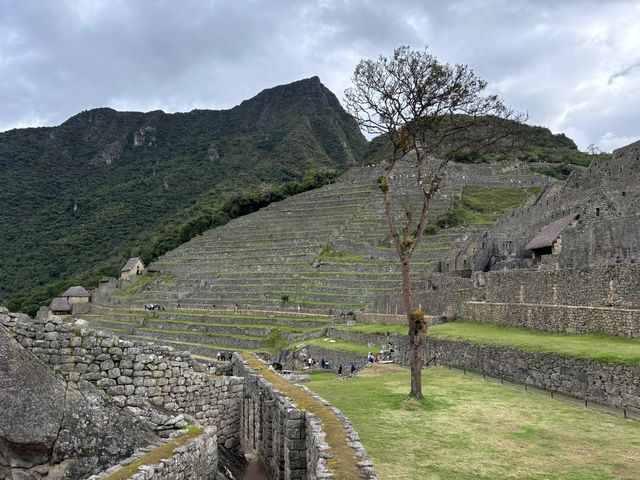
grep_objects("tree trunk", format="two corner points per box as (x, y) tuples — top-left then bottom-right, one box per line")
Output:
(401, 257), (425, 399)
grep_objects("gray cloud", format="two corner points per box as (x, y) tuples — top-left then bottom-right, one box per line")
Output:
(0, 0), (638, 151)
(609, 62), (640, 84)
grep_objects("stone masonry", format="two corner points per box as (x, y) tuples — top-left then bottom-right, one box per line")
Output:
(0, 309), (242, 450)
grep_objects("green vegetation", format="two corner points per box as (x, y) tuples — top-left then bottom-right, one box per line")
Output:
(360, 120), (612, 170)
(336, 324), (407, 335)
(292, 337), (370, 354)
(319, 246), (366, 262)
(530, 162), (577, 180)
(431, 320), (640, 365)
(1, 77), (365, 315)
(307, 365), (640, 480)
(116, 274), (155, 297)
(434, 186), (534, 229)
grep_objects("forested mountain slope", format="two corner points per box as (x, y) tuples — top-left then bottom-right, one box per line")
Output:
(1, 77), (366, 313)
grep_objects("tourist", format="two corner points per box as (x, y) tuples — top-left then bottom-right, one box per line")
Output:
(337, 364), (343, 376)
(367, 352), (374, 363)
(350, 362), (356, 376)
(616, 255), (623, 266)
(221, 352), (226, 362)
(216, 351), (221, 361)
(321, 359), (326, 369)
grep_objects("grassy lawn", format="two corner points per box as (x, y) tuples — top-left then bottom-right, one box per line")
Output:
(431, 321), (640, 365)
(437, 186), (535, 227)
(292, 337), (370, 355)
(336, 324), (408, 335)
(307, 365), (640, 480)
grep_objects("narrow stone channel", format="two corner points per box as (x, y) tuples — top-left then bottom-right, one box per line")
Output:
(239, 458), (270, 480)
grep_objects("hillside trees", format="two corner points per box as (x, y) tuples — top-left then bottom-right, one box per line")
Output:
(345, 46), (524, 398)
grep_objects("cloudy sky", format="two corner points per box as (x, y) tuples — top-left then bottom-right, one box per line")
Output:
(1, 0), (638, 151)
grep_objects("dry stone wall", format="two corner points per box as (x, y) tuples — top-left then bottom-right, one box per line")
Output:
(428, 338), (640, 411)
(372, 265), (640, 338)
(459, 302), (640, 337)
(1, 311), (243, 449)
(391, 334), (640, 410)
(89, 427), (218, 480)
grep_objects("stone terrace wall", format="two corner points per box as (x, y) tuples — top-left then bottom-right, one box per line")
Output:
(1, 311), (242, 449)
(388, 334), (640, 410)
(280, 344), (367, 374)
(428, 338), (640, 411)
(372, 265), (640, 337)
(459, 302), (640, 337)
(473, 264), (640, 308)
(463, 265), (640, 337)
(90, 426), (218, 480)
(368, 274), (473, 317)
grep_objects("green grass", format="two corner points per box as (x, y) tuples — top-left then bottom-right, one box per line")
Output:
(307, 365), (640, 480)
(292, 337), (370, 355)
(115, 274), (156, 298)
(336, 324), (408, 335)
(431, 321), (640, 365)
(436, 186), (534, 228)
(319, 246), (366, 262)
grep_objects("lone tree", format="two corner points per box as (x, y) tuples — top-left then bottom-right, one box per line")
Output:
(345, 46), (524, 398)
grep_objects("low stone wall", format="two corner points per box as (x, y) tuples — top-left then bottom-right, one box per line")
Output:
(427, 338), (640, 410)
(460, 301), (640, 337)
(354, 312), (406, 325)
(327, 327), (389, 347)
(387, 334), (640, 410)
(293, 345), (367, 374)
(90, 427), (218, 480)
(1, 311), (243, 449)
(372, 265), (640, 338)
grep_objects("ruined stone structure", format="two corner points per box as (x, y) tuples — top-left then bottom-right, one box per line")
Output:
(442, 140), (640, 273)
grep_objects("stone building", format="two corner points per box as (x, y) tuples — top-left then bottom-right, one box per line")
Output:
(49, 297), (71, 315)
(61, 285), (91, 304)
(525, 213), (579, 263)
(120, 257), (145, 280)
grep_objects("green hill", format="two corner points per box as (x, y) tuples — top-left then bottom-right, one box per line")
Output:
(359, 119), (611, 177)
(0, 77), (366, 314)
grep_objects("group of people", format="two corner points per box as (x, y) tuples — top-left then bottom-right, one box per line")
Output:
(367, 342), (395, 363)
(216, 351), (232, 362)
(305, 357), (357, 377)
(336, 363), (357, 377)
(143, 303), (164, 311)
